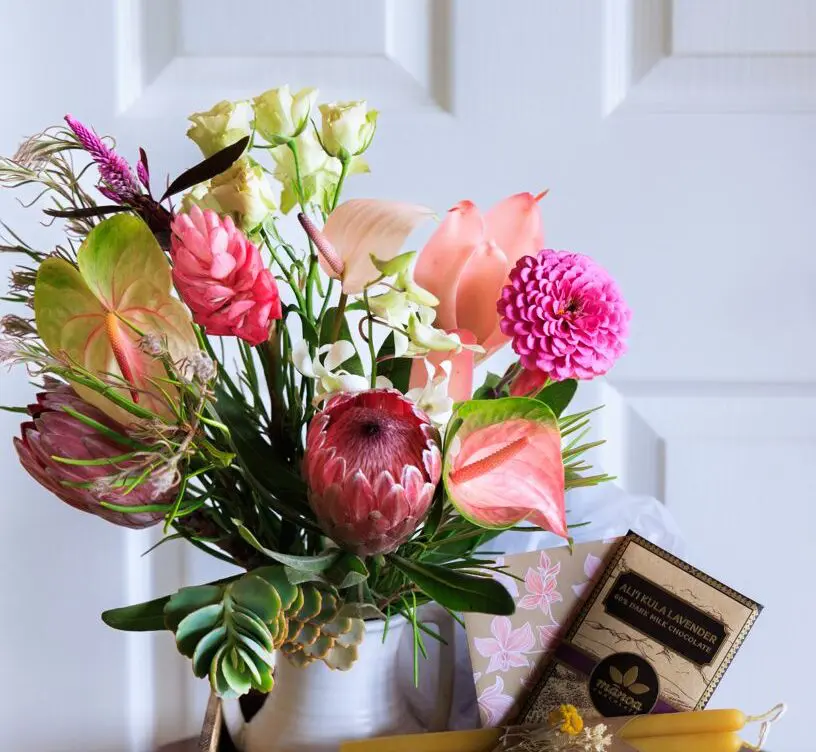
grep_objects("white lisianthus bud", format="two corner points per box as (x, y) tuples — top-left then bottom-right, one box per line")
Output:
(253, 85), (317, 145)
(318, 101), (378, 159)
(182, 158), (276, 232)
(186, 100), (253, 158)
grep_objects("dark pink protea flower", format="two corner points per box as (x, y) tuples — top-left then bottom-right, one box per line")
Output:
(13, 387), (173, 528)
(303, 390), (442, 556)
(497, 250), (631, 381)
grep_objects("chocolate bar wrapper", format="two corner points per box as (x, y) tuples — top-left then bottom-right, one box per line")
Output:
(518, 531), (762, 723)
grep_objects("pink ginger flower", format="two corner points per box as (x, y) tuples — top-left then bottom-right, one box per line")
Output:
(477, 675), (515, 726)
(474, 616), (535, 674)
(303, 389), (441, 556)
(518, 551), (563, 614)
(497, 249), (630, 381)
(170, 206), (282, 345)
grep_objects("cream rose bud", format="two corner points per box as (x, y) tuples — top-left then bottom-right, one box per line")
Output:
(318, 101), (378, 159)
(182, 158), (276, 232)
(186, 100), (253, 157)
(253, 85), (317, 144)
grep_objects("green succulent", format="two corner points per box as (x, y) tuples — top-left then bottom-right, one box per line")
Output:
(279, 581), (365, 671)
(163, 565), (302, 698)
(160, 565), (365, 697)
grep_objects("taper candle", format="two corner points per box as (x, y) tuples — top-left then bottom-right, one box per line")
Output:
(627, 731), (743, 752)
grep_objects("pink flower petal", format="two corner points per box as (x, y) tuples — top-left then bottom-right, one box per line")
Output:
(454, 240), (508, 349)
(414, 200), (485, 332)
(322, 199), (434, 294)
(446, 416), (567, 538)
(407, 328), (476, 402)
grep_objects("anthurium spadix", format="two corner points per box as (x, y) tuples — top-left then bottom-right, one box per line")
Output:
(443, 397), (568, 538)
(34, 214), (197, 423)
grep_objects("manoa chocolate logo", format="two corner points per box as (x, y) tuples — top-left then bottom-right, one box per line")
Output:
(588, 653), (659, 716)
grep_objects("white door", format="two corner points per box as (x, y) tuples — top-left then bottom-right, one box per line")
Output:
(1, 1), (813, 750)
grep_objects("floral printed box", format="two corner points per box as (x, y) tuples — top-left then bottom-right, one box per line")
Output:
(464, 539), (619, 727)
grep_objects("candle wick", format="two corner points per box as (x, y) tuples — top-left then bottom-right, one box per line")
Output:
(744, 703), (787, 751)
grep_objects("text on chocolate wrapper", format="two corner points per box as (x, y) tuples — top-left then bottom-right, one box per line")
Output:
(603, 571), (727, 665)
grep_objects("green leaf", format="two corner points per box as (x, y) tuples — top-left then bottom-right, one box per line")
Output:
(319, 307), (363, 376)
(236, 521), (337, 573)
(284, 305), (319, 347)
(388, 555), (515, 615)
(327, 553), (369, 590)
(231, 574), (282, 623)
(472, 372), (505, 400)
(252, 566), (299, 610)
(101, 595), (171, 632)
(175, 603), (225, 657)
(376, 332), (412, 392)
(192, 626), (228, 678)
(164, 585), (225, 631)
(535, 379), (577, 417)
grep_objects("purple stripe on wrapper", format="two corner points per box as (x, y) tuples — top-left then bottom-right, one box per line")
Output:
(554, 642), (679, 715)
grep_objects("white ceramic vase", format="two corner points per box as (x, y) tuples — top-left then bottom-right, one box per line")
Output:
(222, 607), (455, 752)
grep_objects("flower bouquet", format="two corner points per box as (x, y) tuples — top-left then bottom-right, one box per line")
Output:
(0, 85), (630, 746)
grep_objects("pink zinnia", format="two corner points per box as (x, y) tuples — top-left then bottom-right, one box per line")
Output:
(170, 206), (281, 346)
(497, 250), (630, 381)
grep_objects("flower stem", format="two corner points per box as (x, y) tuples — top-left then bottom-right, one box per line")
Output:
(363, 289), (377, 387)
(330, 156), (350, 213)
(331, 291), (348, 343)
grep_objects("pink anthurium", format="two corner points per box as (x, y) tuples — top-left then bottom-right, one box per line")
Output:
(443, 397), (567, 538)
(414, 193), (545, 358)
(34, 214), (198, 424)
(320, 198), (434, 294)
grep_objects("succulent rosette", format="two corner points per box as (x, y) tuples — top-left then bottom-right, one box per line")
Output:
(13, 387), (172, 528)
(303, 389), (442, 556)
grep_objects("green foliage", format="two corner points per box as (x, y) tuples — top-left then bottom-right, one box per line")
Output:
(388, 556), (515, 616)
(535, 379), (578, 417)
(376, 332), (412, 392)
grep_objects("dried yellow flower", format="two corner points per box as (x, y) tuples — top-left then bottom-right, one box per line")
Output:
(547, 705), (585, 736)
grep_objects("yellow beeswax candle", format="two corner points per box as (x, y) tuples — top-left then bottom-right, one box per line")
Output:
(627, 731), (744, 752)
(339, 728), (501, 752)
(620, 709), (747, 739)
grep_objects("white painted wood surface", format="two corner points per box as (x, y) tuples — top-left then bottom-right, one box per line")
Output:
(1, 1), (813, 750)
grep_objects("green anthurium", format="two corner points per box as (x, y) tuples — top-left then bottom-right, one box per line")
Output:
(34, 213), (197, 423)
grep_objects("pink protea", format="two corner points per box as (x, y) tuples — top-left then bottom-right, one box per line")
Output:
(497, 250), (630, 381)
(303, 390), (442, 556)
(170, 206), (282, 346)
(13, 387), (172, 528)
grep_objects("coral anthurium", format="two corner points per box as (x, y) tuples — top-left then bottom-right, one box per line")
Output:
(303, 389), (442, 556)
(443, 398), (567, 538)
(34, 213), (198, 424)
(414, 193), (545, 357)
